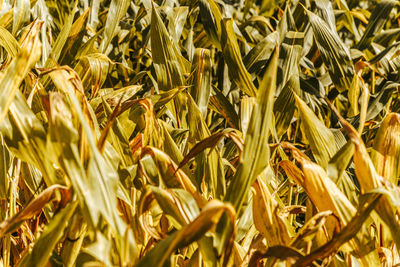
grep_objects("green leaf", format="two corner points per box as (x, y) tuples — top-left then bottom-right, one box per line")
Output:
(150, 4), (188, 127)
(48, 68), (127, 237)
(59, 8), (90, 65)
(12, 0), (30, 35)
(100, 0), (130, 53)
(190, 48), (212, 118)
(222, 19), (257, 97)
(243, 31), (278, 75)
(150, 5), (185, 91)
(18, 201), (78, 267)
(0, 20), (41, 124)
(209, 86), (240, 129)
(307, 10), (354, 92)
(187, 94), (226, 198)
(0, 26), (20, 57)
(356, 0), (397, 50)
(199, 0), (223, 50)
(217, 47), (278, 256)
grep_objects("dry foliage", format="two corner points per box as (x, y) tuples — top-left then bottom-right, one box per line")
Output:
(0, 0), (400, 266)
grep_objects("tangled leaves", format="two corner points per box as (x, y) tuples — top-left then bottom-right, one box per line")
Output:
(0, 0), (400, 266)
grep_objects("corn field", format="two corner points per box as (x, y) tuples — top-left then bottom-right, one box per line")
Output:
(0, 0), (400, 266)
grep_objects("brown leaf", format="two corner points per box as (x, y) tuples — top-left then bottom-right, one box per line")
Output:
(0, 185), (71, 238)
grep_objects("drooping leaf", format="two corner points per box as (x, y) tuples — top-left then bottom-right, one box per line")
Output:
(137, 200), (235, 267)
(252, 177), (291, 246)
(328, 100), (400, 252)
(371, 113), (400, 185)
(0, 185), (71, 238)
(280, 145), (380, 265)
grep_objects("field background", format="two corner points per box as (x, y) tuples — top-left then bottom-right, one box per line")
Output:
(0, 0), (400, 266)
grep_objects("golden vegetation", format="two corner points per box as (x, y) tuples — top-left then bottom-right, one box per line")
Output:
(0, 0), (400, 266)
